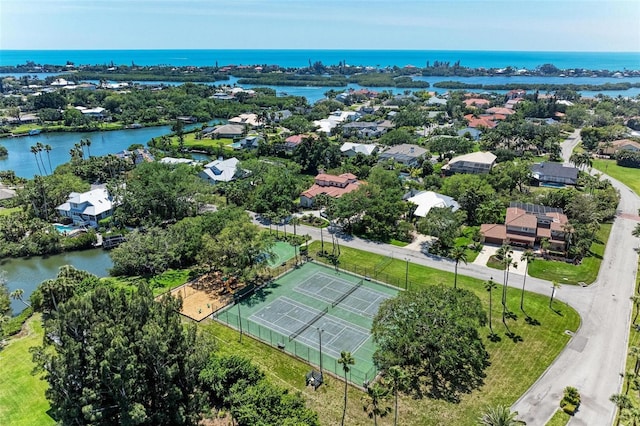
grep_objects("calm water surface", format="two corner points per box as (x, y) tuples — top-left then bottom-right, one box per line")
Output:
(1, 249), (113, 315)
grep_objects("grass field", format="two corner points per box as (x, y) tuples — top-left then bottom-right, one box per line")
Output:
(170, 132), (235, 151)
(619, 258), (640, 425)
(545, 409), (571, 426)
(593, 158), (640, 196)
(301, 241), (580, 425)
(4, 243), (581, 425)
(101, 268), (192, 296)
(0, 314), (54, 426)
(0, 206), (21, 216)
(528, 223), (612, 285)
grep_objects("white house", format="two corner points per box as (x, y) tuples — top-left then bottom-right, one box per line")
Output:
(340, 142), (378, 157)
(441, 151), (497, 175)
(199, 157), (241, 184)
(406, 191), (459, 217)
(56, 188), (115, 228)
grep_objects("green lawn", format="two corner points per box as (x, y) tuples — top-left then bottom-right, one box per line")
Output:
(4, 243), (581, 426)
(0, 206), (21, 216)
(303, 241), (580, 425)
(170, 132), (235, 151)
(528, 223), (612, 285)
(545, 409), (571, 426)
(619, 258), (640, 425)
(593, 158), (640, 196)
(0, 314), (54, 426)
(102, 268), (192, 296)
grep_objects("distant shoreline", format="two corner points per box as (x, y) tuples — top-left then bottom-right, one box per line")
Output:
(1, 49), (638, 71)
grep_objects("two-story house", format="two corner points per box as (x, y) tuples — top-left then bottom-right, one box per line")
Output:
(56, 188), (115, 228)
(480, 202), (569, 251)
(300, 173), (362, 208)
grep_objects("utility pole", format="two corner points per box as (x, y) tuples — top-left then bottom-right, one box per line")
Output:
(237, 301), (243, 343)
(317, 327), (324, 376)
(405, 258), (410, 290)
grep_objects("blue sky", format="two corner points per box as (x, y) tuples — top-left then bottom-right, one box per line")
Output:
(1, 0), (639, 51)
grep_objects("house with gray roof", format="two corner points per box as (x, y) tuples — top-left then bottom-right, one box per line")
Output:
(340, 142), (378, 157)
(56, 188), (115, 228)
(530, 162), (578, 186)
(378, 144), (427, 166)
(209, 124), (245, 139)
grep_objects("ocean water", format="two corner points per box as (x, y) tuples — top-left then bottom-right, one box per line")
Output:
(1, 49), (639, 70)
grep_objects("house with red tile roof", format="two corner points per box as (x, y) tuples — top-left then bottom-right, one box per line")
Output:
(463, 98), (490, 108)
(464, 114), (498, 129)
(480, 202), (569, 251)
(300, 173), (363, 208)
(486, 107), (516, 116)
(506, 89), (526, 100)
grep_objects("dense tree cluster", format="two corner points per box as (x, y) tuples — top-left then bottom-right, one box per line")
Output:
(372, 286), (489, 402)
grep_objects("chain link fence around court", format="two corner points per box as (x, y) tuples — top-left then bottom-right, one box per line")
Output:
(215, 306), (378, 387)
(308, 254), (416, 291)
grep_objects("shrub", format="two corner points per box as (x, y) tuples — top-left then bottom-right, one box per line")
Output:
(562, 403), (577, 415)
(560, 386), (580, 416)
(2, 307), (33, 338)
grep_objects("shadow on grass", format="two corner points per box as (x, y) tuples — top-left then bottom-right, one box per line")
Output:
(525, 316), (541, 326)
(488, 332), (502, 342)
(506, 332), (524, 343)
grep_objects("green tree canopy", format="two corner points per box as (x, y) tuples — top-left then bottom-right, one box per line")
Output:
(372, 286), (489, 402)
(33, 285), (209, 425)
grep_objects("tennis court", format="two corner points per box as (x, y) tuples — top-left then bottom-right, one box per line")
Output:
(267, 241), (297, 267)
(215, 261), (400, 385)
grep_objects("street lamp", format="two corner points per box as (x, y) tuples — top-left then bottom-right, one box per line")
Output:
(237, 300), (243, 343)
(317, 327), (324, 376)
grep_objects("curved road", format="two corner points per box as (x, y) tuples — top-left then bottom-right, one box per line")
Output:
(255, 130), (640, 425)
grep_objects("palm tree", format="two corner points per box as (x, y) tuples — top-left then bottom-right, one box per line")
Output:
(338, 351), (355, 426)
(626, 371), (637, 395)
(519, 249), (535, 313)
(10, 288), (31, 308)
(622, 404), (640, 426)
(30, 145), (43, 175)
(362, 383), (391, 426)
(611, 393), (633, 426)
(84, 138), (92, 157)
(36, 142), (48, 175)
(44, 144), (53, 174)
(450, 246), (468, 289)
(549, 281), (561, 309)
(385, 366), (406, 426)
(477, 405), (521, 426)
(631, 346), (640, 375)
(485, 277), (498, 334)
(633, 223), (640, 239)
(632, 295), (640, 324)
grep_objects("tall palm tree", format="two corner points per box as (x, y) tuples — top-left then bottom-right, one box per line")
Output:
(485, 278), (498, 334)
(36, 142), (48, 175)
(30, 145), (43, 175)
(633, 223), (640, 239)
(549, 281), (561, 309)
(519, 249), (535, 313)
(84, 138), (92, 157)
(450, 245), (468, 289)
(338, 351), (355, 426)
(386, 366), (406, 426)
(10, 288), (31, 308)
(611, 393), (633, 426)
(363, 383), (391, 426)
(630, 346), (640, 375)
(44, 144), (53, 174)
(477, 405), (521, 426)
(632, 296), (640, 324)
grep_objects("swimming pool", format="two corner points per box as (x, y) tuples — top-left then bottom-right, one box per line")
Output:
(541, 182), (566, 188)
(54, 223), (77, 234)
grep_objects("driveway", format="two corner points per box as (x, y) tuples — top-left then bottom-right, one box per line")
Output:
(512, 131), (640, 425)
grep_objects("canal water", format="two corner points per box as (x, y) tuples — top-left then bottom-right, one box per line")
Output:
(1, 249), (113, 315)
(0, 122), (211, 178)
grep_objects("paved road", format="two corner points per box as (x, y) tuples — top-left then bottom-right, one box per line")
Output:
(253, 130), (640, 425)
(512, 131), (640, 425)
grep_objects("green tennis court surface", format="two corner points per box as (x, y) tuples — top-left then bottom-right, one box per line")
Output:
(215, 261), (400, 385)
(267, 241), (297, 266)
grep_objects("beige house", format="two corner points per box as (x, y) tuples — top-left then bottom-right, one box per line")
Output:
(441, 151), (497, 175)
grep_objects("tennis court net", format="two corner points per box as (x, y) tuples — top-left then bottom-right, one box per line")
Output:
(288, 306), (329, 341)
(331, 280), (363, 308)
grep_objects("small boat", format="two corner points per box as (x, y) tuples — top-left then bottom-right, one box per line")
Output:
(28, 129), (41, 136)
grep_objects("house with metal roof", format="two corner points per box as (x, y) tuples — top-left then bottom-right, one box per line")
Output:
(441, 151), (497, 175)
(530, 162), (579, 186)
(378, 144), (427, 166)
(199, 157), (241, 184)
(56, 188), (115, 228)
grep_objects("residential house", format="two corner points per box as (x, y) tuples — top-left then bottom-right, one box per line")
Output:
(530, 162), (579, 186)
(463, 98), (490, 109)
(209, 124), (245, 140)
(56, 188), (115, 228)
(441, 151), (497, 175)
(506, 89), (526, 100)
(340, 142), (378, 157)
(284, 134), (317, 153)
(229, 113), (263, 128)
(599, 139), (640, 156)
(464, 114), (497, 129)
(313, 110), (361, 134)
(300, 173), (363, 208)
(199, 157), (241, 184)
(457, 127), (482, 140)
(232, 135), (263, 150)
(342, 120), (393, 138)
(115, 148), (155, 165)
(160, 157), (199, 166)
(486, 107), (515, 116)
(74, 106), (107, 119)
(378, 144), (427, 166)
(405, 190), (459, 217)
(480, 202), (569, 250)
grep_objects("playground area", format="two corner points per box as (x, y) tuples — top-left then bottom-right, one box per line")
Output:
(215, 261), (400, 385)
(170, 271), (247, 321)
